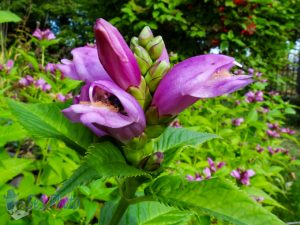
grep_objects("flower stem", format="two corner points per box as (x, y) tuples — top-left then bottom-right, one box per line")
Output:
(108, 196), (130, 225)
(41, 46), (45, 67)
(108, 177), (144, 225)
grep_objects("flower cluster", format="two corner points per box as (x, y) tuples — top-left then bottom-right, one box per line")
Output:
(186, 158), (225, 181)
(19, 76), (51, 92)
(245, 90), (264, 103)
(266, 122), (295, 138)
(0, 60), (14, 73)
(231, 168), (255, 186)
(33, 28), (56, 40)
(231, 117), (244, 126)
(56, 18), (252, 165)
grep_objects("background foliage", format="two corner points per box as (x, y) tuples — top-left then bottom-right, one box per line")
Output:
(0, 0), (300, 224)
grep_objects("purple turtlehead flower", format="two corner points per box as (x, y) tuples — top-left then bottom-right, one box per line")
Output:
(19, 77), (29, 86)
(42, 83), (52, 91)
(94, 18), (141, 90)
(57, 93), (67, 102)
(207, 157), (225, 173)
(231, 168), (255, 186)
(255, 72), (262, 78)
(280, 128), (295, 135)
(152, 54), (253, 116)
(41, 194), (49, 204)
(57, 46), (111, 83)
(203, 167), (212, 179)
(248, 68), (254, 74)
(269, 90), (279, 96)
(34, 78), (51, 92)
(256, 144), (264, 153)
(62, 80), (146, 142)
(33, 28), (56, 40)
(267, 122), (279, 130)
(268, 146), (275, 155)
(232, 118), (244, 126)
(186, 175), (194, 181)
(266, 130), (280, 138)
(234, 69), (245, 75)
(57, 197), (68, 209)
(186, 173), (202, 181)
(245, 90), (264, 103)
(169, 119), (182, 128)
(1, 60), (14, 73)
(258, 107), (269, 114)
(6, 60), (14, 70)
(45, 63), (57, 74)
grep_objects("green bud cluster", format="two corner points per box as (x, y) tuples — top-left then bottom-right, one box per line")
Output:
(131, 26), (170, 95)
(125, 27), (172, 168)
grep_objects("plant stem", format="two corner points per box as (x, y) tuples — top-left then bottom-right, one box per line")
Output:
(41, 46), (45, 67)
(108, 177), (144, 225)
(108, 196), (129, 225)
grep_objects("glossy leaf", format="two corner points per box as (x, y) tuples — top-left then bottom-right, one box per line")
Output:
(99, 200), (206, 225)
(147, 176), (285, 225)
(7, 99), (95, 153)
(0, 10), (21, 23)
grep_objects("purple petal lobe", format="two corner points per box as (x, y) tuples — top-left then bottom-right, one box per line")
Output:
(57, 46), (111, 82)
(152, 54), (253, 116)
(62, 80), (146, 142)
(94, 18), (141, 90)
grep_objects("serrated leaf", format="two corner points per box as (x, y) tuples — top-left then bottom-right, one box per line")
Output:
(154, 127), (218, 152)
(88, 142), (149, 178)
(0, 10), (21, 23)
(7, 100), (95, 153)
(147, 176), (285, 225)
(48, 164), (98, 206)
(17, 49), (39, 70)
(0, 158), (34, 183)
(0, 123), (27, 147)
(49, 142), (148, 206)
(99, 200), (202, 225)
(153, 127), (218, 164)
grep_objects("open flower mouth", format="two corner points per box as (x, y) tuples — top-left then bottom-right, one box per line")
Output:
(212, 60), (243, 80)
(80, 85), (128, 115)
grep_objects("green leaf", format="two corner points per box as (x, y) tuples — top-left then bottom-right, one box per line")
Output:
(153, 127), (218, 164)
(17, 49), (39, 70)
(0, 123), (27, 147)
(7, 100), (95, 153)
(48, 164), (98, 206)
(88, 142), (149, 178)
(0, 158), (34, 183)
(49, 142), (148, 206)
(0, 10), (21, 23)
(147, 176), (285, 225)
(154, 127), (218, 152)
(99, 200), (204, 225)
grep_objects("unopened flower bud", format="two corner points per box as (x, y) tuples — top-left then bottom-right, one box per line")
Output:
(145, 60), (170, 92)
(127, 77), (152, 109)
(134, 46), (153, 75)
(146, 36), (165, 60)
(143, 152), (164, 171)
(130, 37), (139, 50)
(138, 26), (154, 47)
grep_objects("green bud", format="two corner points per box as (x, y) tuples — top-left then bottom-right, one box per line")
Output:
(134, 46), (152, 65)
(143, 152), (164, 171)
(127, 77), (152, 110)
(133, 46), (153, 75)
(145, 61), (170, 93)
(130, 36), (139, 50)
(138, 26), (154, 47)
(146, 36), (165, 60)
